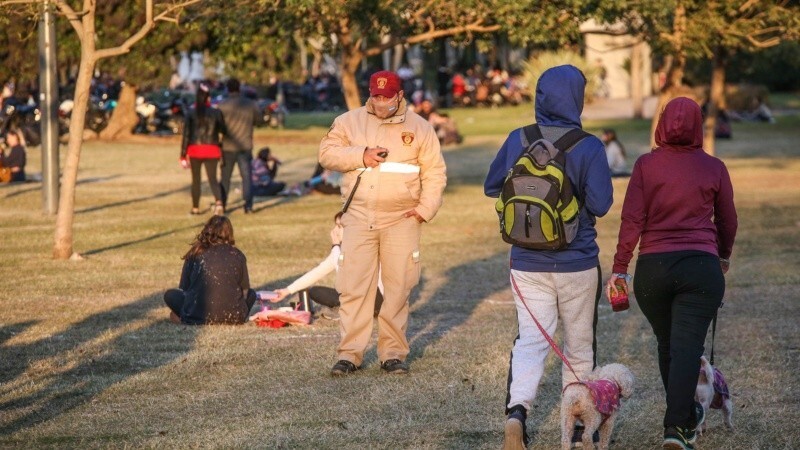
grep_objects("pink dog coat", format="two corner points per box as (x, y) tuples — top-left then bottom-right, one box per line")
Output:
(564, 380), (621, 419)
(709, 367), (730, 409)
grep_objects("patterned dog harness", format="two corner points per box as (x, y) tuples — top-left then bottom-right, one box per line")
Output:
(708, 367), (730, 409)
(563, 379), (621, 419)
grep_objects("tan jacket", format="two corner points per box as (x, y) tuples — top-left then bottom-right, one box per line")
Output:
(319, 99), (447, 230)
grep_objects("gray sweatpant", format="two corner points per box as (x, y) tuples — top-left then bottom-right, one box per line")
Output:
(506, 267), (598, 412)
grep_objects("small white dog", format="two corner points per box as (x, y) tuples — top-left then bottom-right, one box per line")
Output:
(694, 355), (733, 434)
(560, 363), (635, 450)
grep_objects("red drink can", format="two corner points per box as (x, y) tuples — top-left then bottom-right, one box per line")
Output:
(610, 280), (630, 312)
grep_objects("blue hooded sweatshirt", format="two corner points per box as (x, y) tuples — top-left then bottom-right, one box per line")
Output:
(484, 65), (613, 272)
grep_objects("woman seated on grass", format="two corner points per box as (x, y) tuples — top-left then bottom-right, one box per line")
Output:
(164, 215), (256, 325)
(270, 211), (383, 320)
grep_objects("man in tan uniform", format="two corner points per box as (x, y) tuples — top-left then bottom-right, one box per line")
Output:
(319, 70), (447, 376)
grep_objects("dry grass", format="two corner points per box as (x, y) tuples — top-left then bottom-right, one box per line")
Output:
(1, 113), (799, 449)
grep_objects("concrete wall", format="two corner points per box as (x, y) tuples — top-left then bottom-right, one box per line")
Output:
(581, 20), (653, 100)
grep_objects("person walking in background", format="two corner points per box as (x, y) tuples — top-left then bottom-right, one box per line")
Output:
(0, 129), (26, 183)
(218, 78), (261, 213)
(601, 128), (629, 177)
(607, 97), (737, 450)
(249, 147), (286, 200)
(269, 212), (384, 320)
(484, 65), (613, 450)
(164, 215), (257, 325)
(318, 70), (447, 376)
(180, 82), (226, 215)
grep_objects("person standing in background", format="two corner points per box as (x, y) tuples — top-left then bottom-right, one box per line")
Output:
(181, 83), (226, 215)
(218, 78), (261, 213)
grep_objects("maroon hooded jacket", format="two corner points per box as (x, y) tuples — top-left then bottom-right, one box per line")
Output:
(612, 97), (738, 274)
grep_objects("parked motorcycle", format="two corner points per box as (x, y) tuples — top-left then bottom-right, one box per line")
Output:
(1, 98), (42, 146)
(257, 98), (287, 128)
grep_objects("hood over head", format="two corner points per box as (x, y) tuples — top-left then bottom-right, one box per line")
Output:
(535, 65), (585, 128)
(655, 97), (704, 150)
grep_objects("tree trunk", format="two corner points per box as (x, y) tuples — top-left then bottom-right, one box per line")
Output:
(631, 41), (644, 119)
(650, 2), (686, 147)
(99, 83), (139, 140)
(341, 61), (363, 110)
(703, 48), (726, 156)
(339, 34), (365, 110)
(53, 47), (95, 259)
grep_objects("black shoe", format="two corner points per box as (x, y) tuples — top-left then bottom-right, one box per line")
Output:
(663, 426), (695, 450)
(692, 401), (705, 438)
(243, 207), (253, 214)
(330, 360), (359, 377)
(380, 359), (409, 374)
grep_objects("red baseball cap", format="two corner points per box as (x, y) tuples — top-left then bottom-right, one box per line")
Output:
(369, 70), (402, 97)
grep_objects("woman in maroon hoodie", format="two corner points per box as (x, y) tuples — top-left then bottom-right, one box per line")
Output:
(607, 97), (737, 450)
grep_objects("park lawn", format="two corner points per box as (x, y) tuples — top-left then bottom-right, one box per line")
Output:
(1, 111), (798, 449)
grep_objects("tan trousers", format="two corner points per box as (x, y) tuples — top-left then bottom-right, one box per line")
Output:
(335, 217), (421, 366)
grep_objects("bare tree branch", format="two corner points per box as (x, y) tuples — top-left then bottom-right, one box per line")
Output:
(94, 0), (202, 60)
(364, 21), (500, 57)
(53, 0), (87, 37)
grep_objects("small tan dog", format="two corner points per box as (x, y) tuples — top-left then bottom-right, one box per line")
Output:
(694, 355), (733, 434)
(560, 364), (635, 450)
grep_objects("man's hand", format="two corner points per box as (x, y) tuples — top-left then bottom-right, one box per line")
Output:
(363, 147), (388, 168)
(404, 209), (426, 223)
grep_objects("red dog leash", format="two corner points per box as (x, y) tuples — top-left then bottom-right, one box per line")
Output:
(509, 267), (582, 382)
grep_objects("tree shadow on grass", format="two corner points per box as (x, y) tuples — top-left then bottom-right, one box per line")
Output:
(83, 221), (207, 256)
(0, 294), (199, 436)
(404, 251), (509, 363)
(75, 186), (186, 214)
(2, 175), (122, 199)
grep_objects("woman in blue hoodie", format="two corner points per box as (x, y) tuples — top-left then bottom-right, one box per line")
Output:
(485, 65), (613, 449)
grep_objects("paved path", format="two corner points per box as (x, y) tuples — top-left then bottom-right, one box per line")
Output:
(581, 96), (659, 120)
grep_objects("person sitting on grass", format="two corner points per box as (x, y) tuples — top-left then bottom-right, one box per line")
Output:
(280, 163), (342, 196)
(1, 129), (26, 183)
(164, 215), (256, 325)
(270, 211), (383, 320)
(249, 147), (286, 202)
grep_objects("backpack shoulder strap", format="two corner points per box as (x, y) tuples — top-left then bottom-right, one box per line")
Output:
(552, 128), (591, 153)
(520, 124), (543, 148)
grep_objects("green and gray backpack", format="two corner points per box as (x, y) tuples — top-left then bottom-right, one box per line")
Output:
(495, 124), (589, 250)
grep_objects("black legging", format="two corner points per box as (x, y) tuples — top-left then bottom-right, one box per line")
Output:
(306, 286), (383, 315)
(190, 158), (222, 208)
(164, 288), (257, 323)
(634, 250), (725, 429)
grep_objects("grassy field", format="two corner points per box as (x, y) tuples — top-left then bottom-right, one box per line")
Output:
(1, 107), (799, 449)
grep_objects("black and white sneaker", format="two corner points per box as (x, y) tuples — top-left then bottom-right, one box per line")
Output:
(663, 426), (695, 450)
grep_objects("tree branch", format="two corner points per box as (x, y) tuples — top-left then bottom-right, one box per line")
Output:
(364, 21), (500, 57)
(94, 0), (202, 60)
(53, 0), (86, 37)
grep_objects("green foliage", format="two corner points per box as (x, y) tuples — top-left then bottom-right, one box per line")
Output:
(522, 50), (598, 104)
